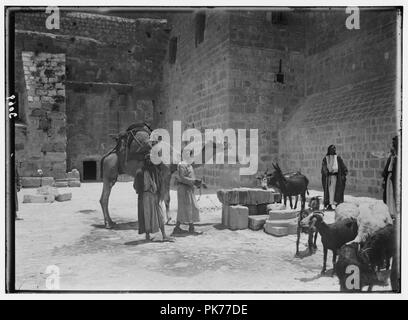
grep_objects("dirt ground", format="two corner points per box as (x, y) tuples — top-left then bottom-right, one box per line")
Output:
(15, 182), (392, 292)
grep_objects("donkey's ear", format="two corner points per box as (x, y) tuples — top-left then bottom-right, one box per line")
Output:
(272, 163), (277, 170)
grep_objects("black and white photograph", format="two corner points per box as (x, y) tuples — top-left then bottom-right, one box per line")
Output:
(2, 1), (404, 296)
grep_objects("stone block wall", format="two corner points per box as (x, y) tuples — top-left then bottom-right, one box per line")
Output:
(228, 10), (305, 186)
(14, 9), (169, 180)
(17, 51), (67, 178)
(157, 11), (232, 187)
(279, 9), (398, 197)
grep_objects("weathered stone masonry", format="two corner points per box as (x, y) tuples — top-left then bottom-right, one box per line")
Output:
(158, 9), (399, 197)
(15, 10), (169, 180)
(14, 8), (399, 198)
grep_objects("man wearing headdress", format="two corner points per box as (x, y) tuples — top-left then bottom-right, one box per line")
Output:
(140, 154), (174, 242)
(321, 145), (348, 210)
(173, 149), (202, 234)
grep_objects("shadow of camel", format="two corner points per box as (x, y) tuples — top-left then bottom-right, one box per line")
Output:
(92, 221), (139, 231)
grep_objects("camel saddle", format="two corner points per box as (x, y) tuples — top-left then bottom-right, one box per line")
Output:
(117, 122), (153, 174)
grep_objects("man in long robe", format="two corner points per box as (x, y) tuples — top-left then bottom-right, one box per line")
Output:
(382, 136), (398, 218)
(321, 145), (348, 210)
(173, 160), (202, 234)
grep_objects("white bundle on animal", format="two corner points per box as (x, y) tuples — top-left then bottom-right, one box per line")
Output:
(335, 202), (360, 221)
(354, 202), (393, 243)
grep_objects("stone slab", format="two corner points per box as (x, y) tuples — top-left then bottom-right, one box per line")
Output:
(264, 218), (298, 236)
(266, 203), (286, 211)
(55, 193), (72, 201)
(23, 194), (55, 203)
(264, 224), (288, 237)
(217, 188), (281, 205)
(248, 215), (269, 231)
(55, 181), (69, 188)
(228, 205), (249, 230)
(21, 177), (41, 188)
(36, 186), (59, 196)
(268, 209), (298, 221)
(68, 180), (81, 187)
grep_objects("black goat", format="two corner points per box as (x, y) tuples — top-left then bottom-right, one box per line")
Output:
(336, 243), (379, 292)
(296, 196), (322, 257)
(301, 213), (358, 274)
(271, 163), (309, 210)
(359, 224), (395, 272)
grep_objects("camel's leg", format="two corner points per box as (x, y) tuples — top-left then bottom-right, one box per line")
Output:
(294, 195), (298, 209)
(289, 196), (293, 209)
(100, 179), (116, 228)
(99, 153), (119, 229)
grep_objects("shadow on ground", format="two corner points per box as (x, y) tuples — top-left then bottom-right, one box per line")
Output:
(92, 221), (139, 230)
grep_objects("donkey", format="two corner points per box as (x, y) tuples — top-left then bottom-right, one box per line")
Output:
(271, 163), (309, 210)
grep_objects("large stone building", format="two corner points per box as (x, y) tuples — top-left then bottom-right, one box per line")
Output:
(13, 7), (400, 197)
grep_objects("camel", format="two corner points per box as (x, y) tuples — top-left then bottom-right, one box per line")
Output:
(99, 122), (222, 229)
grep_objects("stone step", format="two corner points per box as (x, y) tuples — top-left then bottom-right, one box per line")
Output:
(264, 225), (289, 237)
(21, 177), (54, 188)
(68, 180), (81, 187)
(23, 194), (55, 203)
(264, 218), (298, 236)
(248, 215), (269, 231)
(268, 209), (299, 221)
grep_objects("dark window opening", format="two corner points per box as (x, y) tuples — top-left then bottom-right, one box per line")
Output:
(83, 161), (97, 181)
(267, 11), (288, 25)
(275, 59), (284, 84)
(169, 37), (177, 64)
(195, 12), (206, 47)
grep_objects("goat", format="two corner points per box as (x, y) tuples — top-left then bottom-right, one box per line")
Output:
(359, 224), (395, 272)
(336, 243), (379, 292)
(352, 202), (393, 244)
(301, 213), (358, 274)
(270, 163), (309, 210)
(296, 196), (322, 257)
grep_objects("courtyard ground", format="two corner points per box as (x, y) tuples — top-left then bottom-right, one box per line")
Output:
(15, 182), (392, 292)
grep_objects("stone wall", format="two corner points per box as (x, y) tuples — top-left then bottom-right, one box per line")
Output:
(14, 9), (169, 180)
(279, 9), (398, 197)
(228, 10), (305, 186)
(157, 11), (232, 187)
(16, 51), (66, 178)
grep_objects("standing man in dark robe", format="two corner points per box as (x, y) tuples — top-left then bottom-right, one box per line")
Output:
(321, 145), (348, 211)
(134, 168), (145, 235)
(382, 135), (398, 218)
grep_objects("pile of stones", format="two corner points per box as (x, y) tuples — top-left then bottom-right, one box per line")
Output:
(217, 188), (281, 231)
(20, 169), (80, 203)
(216, 188), (300, 237)
(23, 185), (72, 203)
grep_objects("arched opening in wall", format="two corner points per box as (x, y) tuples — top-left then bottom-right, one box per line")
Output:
(169, 37), (178, 64)
(83, 160), (97, 181)
(195, 12), (206, 47)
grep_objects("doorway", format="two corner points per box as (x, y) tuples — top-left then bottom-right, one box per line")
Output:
(83, 160), (97, 181)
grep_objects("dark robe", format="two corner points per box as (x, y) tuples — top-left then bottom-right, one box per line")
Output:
(382, 154), (397, 204)
(134, 169), (145, 234)
(321, 155), (348, 207)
